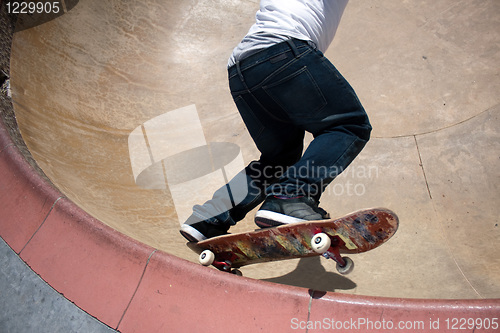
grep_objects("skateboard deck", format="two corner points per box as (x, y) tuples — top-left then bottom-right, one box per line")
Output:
(188, 207), (399, 275)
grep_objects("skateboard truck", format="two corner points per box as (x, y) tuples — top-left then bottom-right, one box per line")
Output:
(311, 229), (354, 275)
(199, 250), (242, 275)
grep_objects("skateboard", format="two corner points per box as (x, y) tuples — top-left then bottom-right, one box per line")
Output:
(187, 208), (399, 275)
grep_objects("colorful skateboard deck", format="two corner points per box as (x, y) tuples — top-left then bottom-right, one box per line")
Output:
(188, 208), (399, 275)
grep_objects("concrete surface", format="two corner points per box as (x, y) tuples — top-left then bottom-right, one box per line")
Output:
(1, 0), (499, 331)
(8, 0), (500, 299)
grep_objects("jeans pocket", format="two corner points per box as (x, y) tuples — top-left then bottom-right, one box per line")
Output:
(263, 67), (327, 119)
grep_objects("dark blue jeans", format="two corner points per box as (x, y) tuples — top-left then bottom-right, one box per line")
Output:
(191, 39), (371, 226)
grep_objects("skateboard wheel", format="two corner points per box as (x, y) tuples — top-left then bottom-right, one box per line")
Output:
(336, 257), (354, 275)
(199, 250), (215, 266)
(311, 233), (331, 254)
(231, 269), (243, 276)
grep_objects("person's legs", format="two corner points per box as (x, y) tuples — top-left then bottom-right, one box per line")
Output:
(180, 39), (371, 240)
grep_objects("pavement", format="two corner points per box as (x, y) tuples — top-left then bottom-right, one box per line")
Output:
(0, 238), (116, 333)
(1, 0), (499, 332)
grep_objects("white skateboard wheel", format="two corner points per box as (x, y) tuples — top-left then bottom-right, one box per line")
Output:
(199, 250), (215, 266)
(311, 233), (331, 254)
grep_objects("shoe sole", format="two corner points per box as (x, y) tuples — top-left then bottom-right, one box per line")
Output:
(179, 224), (207, 242)
(254, 210), (306, 228)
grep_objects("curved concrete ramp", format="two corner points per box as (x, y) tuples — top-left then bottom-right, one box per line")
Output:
(1, 124), (499, 331)
(1, 0), (499, 331)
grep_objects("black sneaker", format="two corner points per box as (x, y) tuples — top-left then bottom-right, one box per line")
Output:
(179, 214), (230, 242)
(255, 196), (330, 228)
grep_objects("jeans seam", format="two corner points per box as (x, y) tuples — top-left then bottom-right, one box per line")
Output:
(228, 43), (312, 80)
(243, 45), (309, 72)
(231, 47), (314, 95)
(260, 48), (313, 87)
(325, 136), (367, 183)
(234, 95), (266, 139)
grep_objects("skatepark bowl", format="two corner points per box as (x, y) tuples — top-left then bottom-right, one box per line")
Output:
(1, 0), (499, 332)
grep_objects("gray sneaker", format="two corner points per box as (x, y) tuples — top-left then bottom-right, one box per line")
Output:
(254, 196), (330, 228)
(179, 214), (230, 242)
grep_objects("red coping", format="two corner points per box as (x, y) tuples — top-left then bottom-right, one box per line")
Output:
(0, 117), (499, 332)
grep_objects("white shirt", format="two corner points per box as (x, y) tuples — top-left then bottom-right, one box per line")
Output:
(228, 0), (349, 67)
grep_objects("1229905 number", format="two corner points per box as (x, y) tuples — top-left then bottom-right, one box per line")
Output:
(446, 317), (498, 330)
(7, 1), (61, 14)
